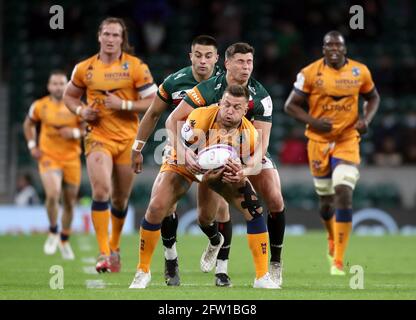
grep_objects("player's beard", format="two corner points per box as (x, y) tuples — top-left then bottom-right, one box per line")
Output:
(51, 92), (64, 101)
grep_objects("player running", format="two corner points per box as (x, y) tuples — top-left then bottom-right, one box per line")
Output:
(23, 70), (83, 260)
(166, 42), (286, 286)
(130, 85), (279, 289)
(63, 17), (157, 272)
(284, 31), (380, 275)
(130, 35), (228, 286)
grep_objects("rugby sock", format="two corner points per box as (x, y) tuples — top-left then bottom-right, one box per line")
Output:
(320, 206), (335, 254)
(49, 225), (58, 234)
(91, 200), (111, 256)
(322, 215), (335, 256)
(109, 206), (128, 252)
(138, 218), (161, 273)
(267, 209), (285, 263)
(217, 220), (232, 260)
(247, 216), (269, 279)
(60, 229), (70, 242)
(199, 221), (221, 246)
(216, 259), (228, 274)
(161, 213), (178, 260)
(334, 209), (353, 266)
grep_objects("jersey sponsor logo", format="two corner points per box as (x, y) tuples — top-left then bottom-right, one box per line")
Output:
(248, 85), (256, 95)
(174, 73), (187, 80)
(86, 72), (93, 81)
(104, 72), (130, 80)
(335, 79), (360, 89)
(188, 88), (204, 105)
(261, 96), (273, 117)
(172, 90), (191, 100)
(322, 104), (352, 112)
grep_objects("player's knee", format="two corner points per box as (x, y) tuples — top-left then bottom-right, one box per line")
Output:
(198, 206), (217, 225)
(147, 200), (169, 222)
(263, 190), (284, 212)
(45, 193), (60, 206)
(197, 214), (214, 226)
(62, 198), (75, 212)
(111, 197), (128, 212)
(91, 184), (111, 201)
(215, 201), (230, 221)
(332, 164), (360, 190)
(319, 201), (334, 220)
(238, 182), (263, 218)
(216, 209), (230, 222)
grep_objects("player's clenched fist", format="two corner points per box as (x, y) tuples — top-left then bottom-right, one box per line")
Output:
(104, 91), (122, 110)
(79, 105), (99, 122)
(131, 149), (143, 174)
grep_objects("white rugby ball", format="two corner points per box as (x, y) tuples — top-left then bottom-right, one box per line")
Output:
(198, 144), (238, 170)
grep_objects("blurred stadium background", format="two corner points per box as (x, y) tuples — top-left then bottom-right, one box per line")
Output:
(1, 0), (416, 235)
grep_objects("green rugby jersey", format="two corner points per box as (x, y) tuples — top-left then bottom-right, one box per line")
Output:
(157, 65), (223, 110)
(183, 73), (273, 123)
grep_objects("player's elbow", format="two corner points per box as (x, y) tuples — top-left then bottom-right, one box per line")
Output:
(283, 100), (294, 115)
(165, 114), (175, 131)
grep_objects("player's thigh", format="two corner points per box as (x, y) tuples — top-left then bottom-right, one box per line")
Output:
(197, 183), (229, 223)
(145, 171), (191, 224)
(86, 150), (113, 197)
(307, 139), (332, 178)
(249, 168), (284, 211)
(62, 158), (81, 188)
(332, 137), (361, 166)
(111, 163), (135, 209)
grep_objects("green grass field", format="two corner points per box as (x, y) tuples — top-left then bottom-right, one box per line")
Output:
(0, 233), (415, 300)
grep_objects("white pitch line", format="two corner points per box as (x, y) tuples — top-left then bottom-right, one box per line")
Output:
(83, 266), (98, 274)
(85, 280), (106, 289)
(81, 257), (96, 264)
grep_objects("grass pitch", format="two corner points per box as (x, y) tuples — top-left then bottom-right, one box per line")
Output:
(0, 233), (415, 300)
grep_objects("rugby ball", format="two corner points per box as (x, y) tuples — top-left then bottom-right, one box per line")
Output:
(198, 144), (238, 171)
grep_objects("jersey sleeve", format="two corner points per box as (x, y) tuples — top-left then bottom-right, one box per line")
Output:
(252, 89), (273, 123)
(28, 100), (41, 122)
(133, 59), (158, 98)
(183, 82), (209, 108)
(293, 67), (313, 96)
(359, 65), (375, 94)
(70, 63), (86, 89)
(157, 76), (173, 104)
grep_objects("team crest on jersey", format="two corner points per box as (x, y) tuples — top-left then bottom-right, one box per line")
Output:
(86, 72), (93, 80)
(122, 62), (129, 70)
(312, 160), (321, 170)
(352, 67), (360, 77)
(214, 83), (222, 90)
(315, 78), (324, 87)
